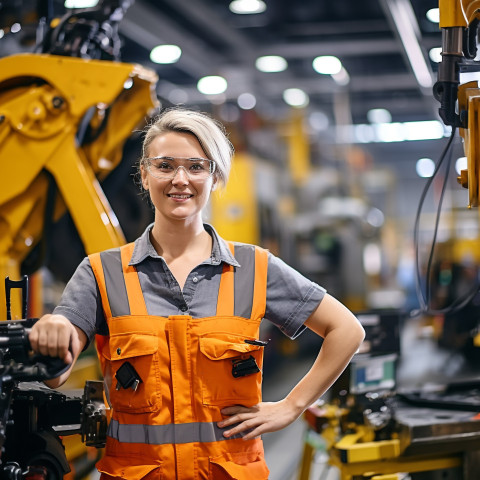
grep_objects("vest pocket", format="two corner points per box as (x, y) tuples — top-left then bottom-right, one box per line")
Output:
(97, 455), (162, 479)
(209, 451), (270, 480)
(103, 333), (161, 413)
(198, 334), (263, 407)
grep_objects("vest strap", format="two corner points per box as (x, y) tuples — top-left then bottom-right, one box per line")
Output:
(120, 243), (148, 316)
(89, 252), (113, 319)
(251, 246), (268, 320)
(215, 241), (235, 316)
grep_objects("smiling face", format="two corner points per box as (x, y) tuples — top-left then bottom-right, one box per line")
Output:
(141, 131), (217, 224)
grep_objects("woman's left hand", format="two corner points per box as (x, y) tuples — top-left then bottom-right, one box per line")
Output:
(217, 399), (303, 440)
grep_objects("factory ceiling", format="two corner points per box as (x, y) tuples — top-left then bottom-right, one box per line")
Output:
(119, 0), (443, 125)
(0, 0), (443, 128)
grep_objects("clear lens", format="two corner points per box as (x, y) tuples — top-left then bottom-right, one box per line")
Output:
(145, 156), (215, 180)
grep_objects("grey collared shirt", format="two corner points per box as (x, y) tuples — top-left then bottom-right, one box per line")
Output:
(54, 224), (325, 343)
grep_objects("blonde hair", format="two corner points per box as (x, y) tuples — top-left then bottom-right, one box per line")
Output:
(141, 107), (233, 187)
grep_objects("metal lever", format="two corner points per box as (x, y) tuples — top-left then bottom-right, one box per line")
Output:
(5, 276), (29, 320)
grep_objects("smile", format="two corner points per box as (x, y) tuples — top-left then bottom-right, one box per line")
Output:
(168, 194), (193, 199)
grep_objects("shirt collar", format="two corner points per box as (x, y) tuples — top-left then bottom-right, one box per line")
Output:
(128, 223), (240, 268)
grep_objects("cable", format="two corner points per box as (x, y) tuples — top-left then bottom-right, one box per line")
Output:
(411, 126), (480, 318)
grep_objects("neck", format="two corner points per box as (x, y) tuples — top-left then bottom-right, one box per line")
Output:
(150, 215), (210, 260)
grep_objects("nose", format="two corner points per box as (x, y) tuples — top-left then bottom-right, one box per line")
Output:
(171, 165), (190, 184)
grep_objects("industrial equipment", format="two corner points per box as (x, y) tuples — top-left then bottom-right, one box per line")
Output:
(0, 0), (159, 318)
(299, 310), (480, 480)
(0, 276), (108, 479)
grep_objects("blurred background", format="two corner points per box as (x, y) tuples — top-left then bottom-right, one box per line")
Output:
(1, 0), (480, 479)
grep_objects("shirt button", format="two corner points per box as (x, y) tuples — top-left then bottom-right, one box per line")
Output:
(180, 305), (188, 312)
(116, 348), (121, 355)
(192, 276), (198, 283)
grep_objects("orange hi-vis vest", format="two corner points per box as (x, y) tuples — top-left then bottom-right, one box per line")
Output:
(88, 241), (270, 479)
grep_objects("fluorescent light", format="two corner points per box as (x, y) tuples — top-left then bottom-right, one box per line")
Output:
(354, 124), (375, 143)
(65, 0), (98, 7)
(237, 92), (257, 109)
(386, 0), (433, 88)
(312, 55), (342, 75)
(404, 120), (444, 140)
(283, 88), (309, 108)
(255, 55), (287, 73)
(367, 108), (392, 124)
(375, 122), (405, 142)
(429, 47), (442, 63)
(456, 156), (467, 175)
(229, 0), (266, 14)
(426, 8), (440, 23)
(150, 45), (182, 64)
(416, 157), (435, 177)
(353, 120), (446, 143)
(197, 76), (228, 95)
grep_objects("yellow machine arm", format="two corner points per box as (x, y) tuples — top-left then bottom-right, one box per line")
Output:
(435, 0), (480, 207)
(0, 53), (159, 317)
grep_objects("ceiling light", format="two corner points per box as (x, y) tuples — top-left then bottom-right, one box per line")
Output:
(0, 30), (4, 39)
(455, 156), (467, 175)
(367, 108), (392, 124)
(255, 55), (287, 73)
(64, 0), (99, 7)
(354, 124), (375, 143)
(312, 56), (342, 75)
(197, 76), (228, 95)
(283, 88), (309, 108)
(416, 158), (435, 178)
(403, 121), (444, 140)
(429, 47), (442, 63)
(426, 8), (440, 23)
(375, 123), (405, 142)
(385, 0), (433, 88)
(10, 23), (21, 33)
(353, 121), (446, 143)
(237, 92), (257, 110)
(150, 45), (182, 64)
(229, 0), (266, 14)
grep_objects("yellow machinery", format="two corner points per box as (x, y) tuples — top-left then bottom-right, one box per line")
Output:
(0, 53), (159, 319)
(434, 0), (480, 207)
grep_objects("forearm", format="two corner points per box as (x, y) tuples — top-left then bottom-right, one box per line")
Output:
(284, 324), (364, 412)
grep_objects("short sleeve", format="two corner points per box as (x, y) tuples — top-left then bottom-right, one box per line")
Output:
(53, 257), (107, 345)
(265, 252), (326, 339)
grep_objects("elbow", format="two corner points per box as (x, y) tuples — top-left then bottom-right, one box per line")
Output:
(352, 320), (366, 351)
(357, 322), (366, 346)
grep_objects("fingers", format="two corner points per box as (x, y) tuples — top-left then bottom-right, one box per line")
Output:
(29, 314), (73, 362)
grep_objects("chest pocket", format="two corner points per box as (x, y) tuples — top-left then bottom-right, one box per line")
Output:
(198, 333), (263, 407)
(103, 332), (162, 413)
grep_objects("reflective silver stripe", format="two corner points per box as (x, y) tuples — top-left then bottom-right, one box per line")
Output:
(233, 244), (255, 318)
(100, 250), (130, 317)
(107, 418), (244, 444)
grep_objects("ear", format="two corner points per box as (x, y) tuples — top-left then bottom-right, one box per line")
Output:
(140, 163), (149, 190)
(211, 175), (219, 192)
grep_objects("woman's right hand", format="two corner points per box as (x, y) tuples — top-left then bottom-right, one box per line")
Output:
(29, 314), (87, 386)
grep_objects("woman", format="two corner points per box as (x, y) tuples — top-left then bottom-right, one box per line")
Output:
(29, 108), (365, 479)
